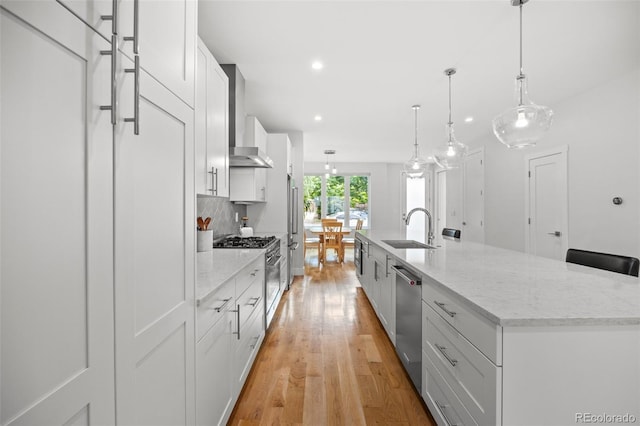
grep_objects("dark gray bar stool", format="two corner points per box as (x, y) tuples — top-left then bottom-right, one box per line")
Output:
(566, 248), (639, 277)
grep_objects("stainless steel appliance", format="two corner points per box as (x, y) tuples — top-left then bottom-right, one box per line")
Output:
(212, 235), (281, 328)
(392, 264), (422, 392)
(287, 176), (299, 288)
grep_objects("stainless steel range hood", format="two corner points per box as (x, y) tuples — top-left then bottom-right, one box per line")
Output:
(222, 64), (273, 168)
(229, 146), (274, 168)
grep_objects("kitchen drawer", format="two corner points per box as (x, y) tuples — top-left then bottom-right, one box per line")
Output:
(235, 301), (265, 391)
(422, 276), (502, 365)
(423, 352), (477, 426)
(236, 270), (264, 331)
(424, 302), (501, 425)
(197, 278), (235, 342)
(236, 256), (264, 296)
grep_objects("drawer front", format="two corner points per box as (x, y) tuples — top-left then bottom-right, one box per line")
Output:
(236, 256), (264, 296)
(235, 303), (265, 391)
(197, 278), (235, 342)
(424, 303), (501, 426)
(423, 276), (501, 364)
(423, 352), (478, 426)
(236, 270), (264, 331)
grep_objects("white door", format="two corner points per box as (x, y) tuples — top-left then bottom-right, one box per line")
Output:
(402, 175), (428, 240)
(526, 147), (568, 260)
(462, 149), (485, 243)
(118, 0), (196, 107)
(1, 3), (115, 424)
(114, 55), (195, 425)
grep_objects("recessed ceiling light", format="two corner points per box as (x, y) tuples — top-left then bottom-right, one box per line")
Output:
(311, 61), (324, 70)
(464, 117), (474, 123)
(314, 115), (323, 121)
(427, 156), (434, 160)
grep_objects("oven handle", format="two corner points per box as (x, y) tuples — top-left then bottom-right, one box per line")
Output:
(268, 255), (283, 268)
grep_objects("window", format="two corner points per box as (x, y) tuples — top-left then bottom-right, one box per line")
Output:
(303, 174), (369, 228)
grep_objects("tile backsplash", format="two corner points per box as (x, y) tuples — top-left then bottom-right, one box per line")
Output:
(197, 196), (246, 238)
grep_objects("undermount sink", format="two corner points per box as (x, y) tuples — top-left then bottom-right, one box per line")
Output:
(382, 240), (437, 249)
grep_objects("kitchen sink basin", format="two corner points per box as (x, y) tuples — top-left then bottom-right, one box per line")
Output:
(382, 240), (437, 249)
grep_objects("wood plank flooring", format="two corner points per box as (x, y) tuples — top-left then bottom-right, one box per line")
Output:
(228, 250), (436, 425)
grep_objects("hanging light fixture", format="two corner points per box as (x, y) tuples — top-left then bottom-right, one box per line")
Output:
(324, 149), (336, 177)
(492, 0), (553, 148)
(403, 105), (428, 179)
(434, 68), (468, 169)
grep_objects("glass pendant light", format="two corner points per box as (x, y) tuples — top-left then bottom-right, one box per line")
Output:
(434, 68), (468, 169)
(403, 105), (428, 179)
(492, 0), (553, 148)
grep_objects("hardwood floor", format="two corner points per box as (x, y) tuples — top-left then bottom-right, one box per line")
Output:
(228, 250), (436, 425)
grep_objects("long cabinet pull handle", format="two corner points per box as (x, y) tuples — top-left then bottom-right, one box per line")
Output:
(207, 167), (217, 194)
(435, 401), (459, 426)
(434, 301), (456, 317)
(248, 297), (261, 307)
(232, 304), (240, 340)
(210, 297), (232, 312)
(100, 0), (118, 35)
(124, 55), (140, 135)
(100, 35), (118, 125)
(435, 344), (458, 367)
(123, 0), (139, 54)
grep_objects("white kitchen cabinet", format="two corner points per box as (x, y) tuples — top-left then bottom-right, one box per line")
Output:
(117, 0), (196, 108)
(56, 0), (113, 40)
(113, 53), (195, 425)
(196, 280), (235, 426)
(245, 115), (267, 150)
(377, 254), (395, 344)
(196, 37), (229, 197)
(230, 168), (268, 203)
(1, 3), (115, 424)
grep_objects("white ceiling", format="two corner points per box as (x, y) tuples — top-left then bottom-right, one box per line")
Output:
(198, 1), (640, 163)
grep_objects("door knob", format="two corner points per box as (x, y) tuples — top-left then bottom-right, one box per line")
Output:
(547, 231), (561, 237)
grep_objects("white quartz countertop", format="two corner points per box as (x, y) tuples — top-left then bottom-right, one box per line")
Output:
(357, 230), (640, 327)
(196, 248), (265, 305)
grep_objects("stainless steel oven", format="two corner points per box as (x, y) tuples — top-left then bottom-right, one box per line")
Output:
(265, 243), (282, 328)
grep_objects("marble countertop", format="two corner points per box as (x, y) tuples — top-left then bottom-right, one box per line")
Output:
(196, 248), (265, 305)
(357, 230), (640, 327)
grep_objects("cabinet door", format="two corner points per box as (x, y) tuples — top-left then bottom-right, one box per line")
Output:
(1, 3), (115, 424)
(195, 39), (209, 195)
(207, 56), (230, 197)
(114, 55), (195, 425)
(56, 0), (113, 40)
(196, 311), (234, 426)
(118, 0), (196, 107)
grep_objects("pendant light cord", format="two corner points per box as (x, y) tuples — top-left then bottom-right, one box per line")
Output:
(413, 105), (420, 157)
(518, 3), (525, 105)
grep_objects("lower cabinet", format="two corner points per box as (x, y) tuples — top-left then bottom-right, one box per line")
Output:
(196, 256), (266, 426)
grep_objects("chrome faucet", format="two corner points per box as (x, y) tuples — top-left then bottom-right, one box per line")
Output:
(405, 207), (434, 245)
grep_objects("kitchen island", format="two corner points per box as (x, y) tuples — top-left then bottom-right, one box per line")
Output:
(356, 230), (639, 426)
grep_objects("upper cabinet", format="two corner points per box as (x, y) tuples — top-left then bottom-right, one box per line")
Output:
(118, 0), (196, 107)
(196, 38), (230, 197)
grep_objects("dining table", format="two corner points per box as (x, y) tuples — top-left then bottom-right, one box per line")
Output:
(306, 226), (353, 263)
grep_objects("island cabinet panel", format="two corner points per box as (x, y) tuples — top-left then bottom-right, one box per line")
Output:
(422, 275), (502, 365)
(501, 325), (640, 425)
(423, 302), (502, 426)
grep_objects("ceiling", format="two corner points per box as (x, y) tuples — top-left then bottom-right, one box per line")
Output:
(198, 1), (640, 163)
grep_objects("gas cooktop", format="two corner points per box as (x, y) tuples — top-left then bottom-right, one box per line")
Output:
(212, 235), (277, 249)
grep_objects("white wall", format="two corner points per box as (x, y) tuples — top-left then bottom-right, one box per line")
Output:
(304, 162), (405, 233)
(466, 69), (640, 258)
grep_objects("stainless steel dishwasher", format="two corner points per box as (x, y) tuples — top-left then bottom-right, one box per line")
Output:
(392, 264), (422, 392)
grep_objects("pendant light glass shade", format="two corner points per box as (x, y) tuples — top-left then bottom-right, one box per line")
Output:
(434, 68), (468, 170)
(403, 105), (428, 179)
(492, 0), (553, 148)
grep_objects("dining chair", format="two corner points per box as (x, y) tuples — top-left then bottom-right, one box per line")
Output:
(304, 229), (321, 260)
(442, 228), (461, 238)
(341, 219), (363, 260)
(566, 248), (639, 277)
(322, 222), (344, 263)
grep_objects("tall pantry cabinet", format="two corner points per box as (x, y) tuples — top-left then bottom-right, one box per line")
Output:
(0, 1), (197, 425)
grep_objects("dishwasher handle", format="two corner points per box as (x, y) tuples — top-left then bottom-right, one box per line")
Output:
(391, 265), (421, 286)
